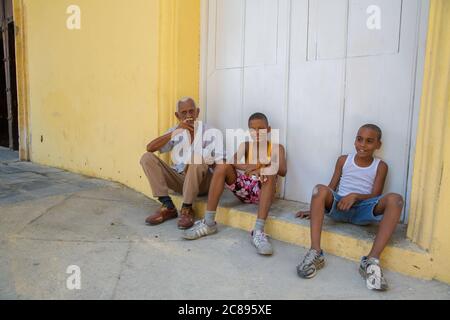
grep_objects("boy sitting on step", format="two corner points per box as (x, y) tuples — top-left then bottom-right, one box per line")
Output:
(182, 113), (287, 256)
(296, 124), (404, 291)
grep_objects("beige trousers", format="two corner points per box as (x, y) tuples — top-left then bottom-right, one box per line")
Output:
(140, 152), (213, 204)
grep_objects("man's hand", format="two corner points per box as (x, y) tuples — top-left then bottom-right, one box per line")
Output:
(296, 211), (311, 219)
(174, 120), (195, 141)
(176, 120), (194, 134)
(337, 193), (357, 211)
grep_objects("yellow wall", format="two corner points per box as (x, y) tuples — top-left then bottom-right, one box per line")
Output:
(408, 0), (450, 284)
(15, 0), (200, 195)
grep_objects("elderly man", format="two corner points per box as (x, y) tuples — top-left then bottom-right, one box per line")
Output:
(140, 97), (220, 229)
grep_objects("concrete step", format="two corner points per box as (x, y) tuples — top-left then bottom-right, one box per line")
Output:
(171, 191), (433, 280)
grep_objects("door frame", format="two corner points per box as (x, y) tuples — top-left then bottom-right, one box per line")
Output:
(200, 0), (429, 223)
(0, 0), (16, 150)
(199, 0), (209, 123)
(11, 0), (30, 161)
(404, 0), (430, 222)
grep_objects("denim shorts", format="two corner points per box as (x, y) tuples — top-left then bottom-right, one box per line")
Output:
(326, 191), (383, 226)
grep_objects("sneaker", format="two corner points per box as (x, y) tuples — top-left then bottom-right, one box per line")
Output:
(182, 220), (218, 240)
(297, 249), (325, 279)
(359, 256), (389, 291)
(251, 230), (273, 255)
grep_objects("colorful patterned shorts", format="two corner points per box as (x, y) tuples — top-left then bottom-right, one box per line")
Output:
(226, 172), (262, 204)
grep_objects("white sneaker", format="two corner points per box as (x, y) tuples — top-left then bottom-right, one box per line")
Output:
(359, 256), (389, 291)
(297, 249), (325, 279)
(251, 230), (273, 255)
(182, 220), (217, 240)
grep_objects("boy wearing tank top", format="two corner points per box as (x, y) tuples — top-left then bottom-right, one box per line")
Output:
(295, 124), (404, 291)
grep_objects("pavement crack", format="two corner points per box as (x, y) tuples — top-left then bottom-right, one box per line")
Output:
(18, 194), (76, 232)
(111, 241), (133, 300)
(71, 194), (137, 205)
(7, 235), (131, 244)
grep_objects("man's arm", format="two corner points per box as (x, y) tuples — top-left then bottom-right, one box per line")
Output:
(146, 121), (194, 153)
(146, 131), (174, 153)
(337, 161), (388, 211)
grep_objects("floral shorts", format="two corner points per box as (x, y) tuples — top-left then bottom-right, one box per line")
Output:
(226, 172), (262, 204)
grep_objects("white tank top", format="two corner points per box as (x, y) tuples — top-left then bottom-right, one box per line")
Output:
(337, 154), (381, 197)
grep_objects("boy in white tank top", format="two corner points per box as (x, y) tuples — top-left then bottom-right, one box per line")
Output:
(295, 124), (404, 291)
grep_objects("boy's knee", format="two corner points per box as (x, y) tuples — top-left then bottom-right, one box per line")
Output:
(312, 184), (328, 198)
(385, 193), (404, 208)
(264, 175), (277, 184)
(214, 163), (231, 174)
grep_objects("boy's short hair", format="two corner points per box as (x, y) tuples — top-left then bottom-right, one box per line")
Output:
(360, 124), (382, 140)
(248, 112), (269, 126)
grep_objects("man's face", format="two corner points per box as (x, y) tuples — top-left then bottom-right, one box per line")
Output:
(354, 127), (381, 158)
(175, 100), (200, 125)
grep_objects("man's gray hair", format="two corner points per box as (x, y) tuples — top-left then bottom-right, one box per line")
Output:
(176, 97), (197, 112)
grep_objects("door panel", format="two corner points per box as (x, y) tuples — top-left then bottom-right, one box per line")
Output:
(206, 0), (290, 145)
(287, 0), (347, 201)
(205, 0), (423, 222)
(347, 0), (403, 57)
(206, 69), (242, 158)
(244, 0), (279, 67)
(307, 0), (349, 61)
(215, 0), (244, 69)
(285, 61), (346, 201)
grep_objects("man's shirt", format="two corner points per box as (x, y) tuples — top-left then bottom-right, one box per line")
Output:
(159, 122), (225, 173)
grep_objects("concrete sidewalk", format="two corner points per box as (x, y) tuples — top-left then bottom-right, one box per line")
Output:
(1, 147), (449, 300)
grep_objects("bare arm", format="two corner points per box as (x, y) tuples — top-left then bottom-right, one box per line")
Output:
(146, 131), (174, 153)
(146, 121), (194, 153)
(272, 144), (287, 177)
(360, 161), (388, 199)
(328, 155), (347, 191)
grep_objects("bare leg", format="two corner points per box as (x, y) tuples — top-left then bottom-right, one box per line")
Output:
(206, 164), (237, 211)
(368, 193), (404, 259)
(309, 185), (334, 252)
(257, 175), (277, 220)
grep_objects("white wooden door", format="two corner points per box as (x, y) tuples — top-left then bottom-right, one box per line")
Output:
(205, 0), (291, 158)
(204, 0), (425, 221)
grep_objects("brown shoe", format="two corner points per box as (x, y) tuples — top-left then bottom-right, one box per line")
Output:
(177, 207), (195, 229)
(145, 206), (178, 226)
